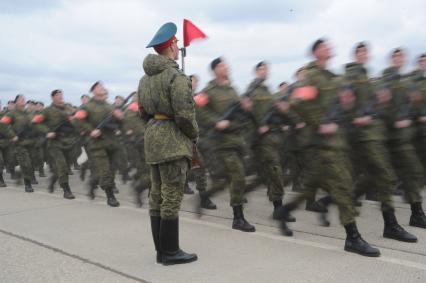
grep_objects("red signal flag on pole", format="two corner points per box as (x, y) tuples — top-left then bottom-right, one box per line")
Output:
(183, 19), (207, 47)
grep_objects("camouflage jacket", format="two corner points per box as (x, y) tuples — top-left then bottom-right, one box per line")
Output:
(34, 103), (77, 149)
(122, 102), (146, 145)
(344, 62), (386, 142)
(290, 61), (347, 150)
(381, 67), (415, 144)
(196, 80), (247, 153)
(72, 98), (121, 151)
(137, 54), (198, 164)
(0, 108), (37, 146)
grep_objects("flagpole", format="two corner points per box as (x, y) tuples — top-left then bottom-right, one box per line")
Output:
(180, 47), (186, 74)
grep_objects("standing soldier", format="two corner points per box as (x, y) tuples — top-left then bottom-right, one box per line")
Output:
(277, 39), (380, 257)
(344, 42), (417, 242)
(0, 95), (37, 192)
(196, 57), (256, 232)
(32, 90), (77, 199)
(138, 22), (198, 265)
(381, 48), (426, 229)
(0, 101), (9, 187)
(249, 61), (295, 221)
(72, 82), (122, 207)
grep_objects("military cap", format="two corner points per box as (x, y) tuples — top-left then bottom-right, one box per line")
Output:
(146, 22), (177, 52)
(210, 57), (223, 70)
(90, 81), (101, 92)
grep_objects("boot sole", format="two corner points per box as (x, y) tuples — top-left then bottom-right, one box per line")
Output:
(162, 256), (198, 266)
(344, 247), (381, 257)
(232, 226), (256, 232)
(383, 233), (417, 243)
(409, 223), (426, 229)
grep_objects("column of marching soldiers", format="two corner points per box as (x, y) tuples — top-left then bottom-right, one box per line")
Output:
(1, 39), (426, 258)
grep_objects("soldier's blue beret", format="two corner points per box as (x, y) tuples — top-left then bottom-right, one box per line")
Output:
(146, 22), (177, 48)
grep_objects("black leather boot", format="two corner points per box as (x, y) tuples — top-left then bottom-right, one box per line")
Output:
(272, 200), (296, 222)
(24, 179), (34, 193)
(305, 198), (328, 213)
(344, 222), (380, 257)
(383, 210), (417, 242)
(87, 179), (98, 199)
(48, 175), (58, 193)
(60, 183), (75, 200)
(150, 216), (162, 263)
(410, 202), (426, 229)
(105, 186), (120, 207)
(232, 205), (255, 232)
(0, 172), (6, 187)
(160, 218), (197, 265)
(199, 192), (217, 210)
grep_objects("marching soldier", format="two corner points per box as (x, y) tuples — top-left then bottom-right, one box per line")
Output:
(138, 22), (198, 265)
(0, 95), (37, 192)
(32, 89), (77, 199)
(195, 57), (256, 232)
(381, 48), (426, 229)
(344, 42), (417, 242)
(277, 39), (380, 257)
(72, 81), (121, 207)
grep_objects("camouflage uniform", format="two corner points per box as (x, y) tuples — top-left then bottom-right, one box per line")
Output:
(137, 54), (198, 220)
(344, 62), (397, 210)
(381, 67), (423, 204)
(285, 61), (356, 226)
(73, 97), (122, 206)
(34, 103), (78, 198)
(0, 107), (37, 191)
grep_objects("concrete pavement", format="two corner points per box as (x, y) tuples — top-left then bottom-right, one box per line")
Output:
(1, 171), (426, 283)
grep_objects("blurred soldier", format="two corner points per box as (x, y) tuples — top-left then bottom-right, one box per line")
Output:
(381, 48), (426, 229)
(277, 39), (380, 257)
(139, 22), (198, 265)
(32, 90), (77, 199)
(343, 42), (417, 242)
(0, 95), (37, 192)
(73, 81), (122, 207)
(249, 61), (295, 221)
(196, 57), (256, 232)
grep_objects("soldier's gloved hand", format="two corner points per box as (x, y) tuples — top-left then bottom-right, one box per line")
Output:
(215, 120), (230, 131)
(11, 136), (18, 143)
(394, 119), (412, 129)
(112, 109), (124, 120)
(90, 129), (102, 138)
(126, 129), (133, 135)
(352, 116), (372, 127)
(258, 125), (270, 135)
(46, 132), (56, 139)
(418, 116), (426, 124)
(295, 122), (306, 129)
(318, 123), (338, 135)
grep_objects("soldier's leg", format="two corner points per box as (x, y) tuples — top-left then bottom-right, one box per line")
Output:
(48, 146), (75, 199)
(389, 145), (426, 228)
(155, 158), (197, 265)
(15, 145), (34, 192)
(91, 148), (119, 207)
(193, 165), (217, 210)
(217, 149), (255, 232)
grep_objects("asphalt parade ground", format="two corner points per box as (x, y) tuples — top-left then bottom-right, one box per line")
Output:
(1, 169), (426, 283)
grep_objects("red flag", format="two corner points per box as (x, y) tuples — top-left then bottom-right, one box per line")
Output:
(183, 19), (207, 47)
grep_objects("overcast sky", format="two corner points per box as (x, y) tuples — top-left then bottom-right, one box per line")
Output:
(1, 0), (425, 106)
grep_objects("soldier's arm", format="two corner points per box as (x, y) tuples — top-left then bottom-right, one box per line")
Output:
(31, 109), (50, 134)
(72, 106), (94, 135)
(0, 113), (16, 138)
(170, 74), (199, 140)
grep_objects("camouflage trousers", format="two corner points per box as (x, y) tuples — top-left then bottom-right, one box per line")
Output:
(414, 136), (426, 176)
(253, 133), (284, 202)
(351, 140), (397, 211)
(47, 144), (74, 185)
(388, 142), (424, 204)
(88, 147), (119, 189)
(15, 144), (34, 181)
(126, 142), (151, 189)
(214, 148), (246, 207)
(149, 158), (189, 219)
(287, 148), (356, 225)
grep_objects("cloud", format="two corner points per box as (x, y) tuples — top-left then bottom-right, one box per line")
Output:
(0, 0), (425, 105)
